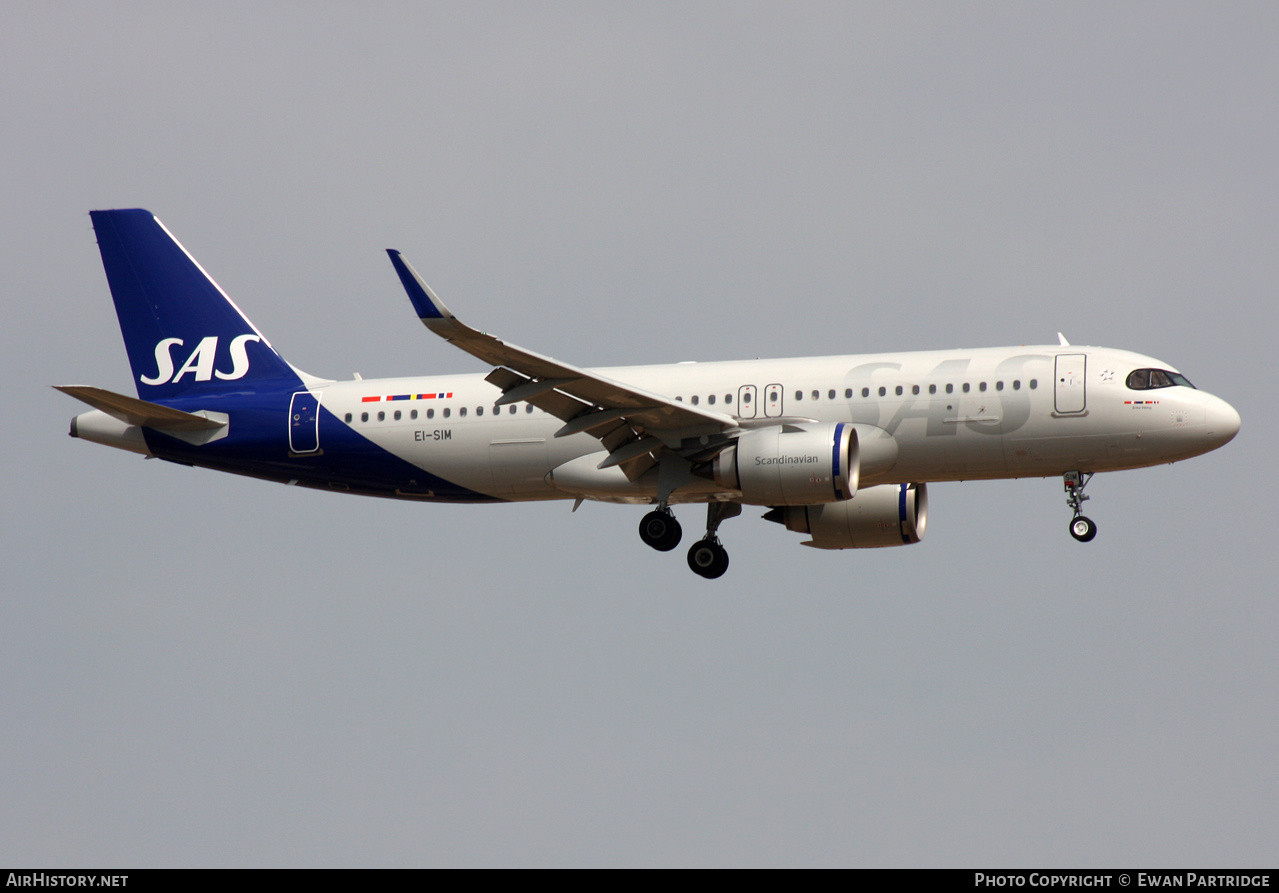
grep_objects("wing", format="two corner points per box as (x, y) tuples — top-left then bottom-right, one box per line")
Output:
(387, 251), (739, 479)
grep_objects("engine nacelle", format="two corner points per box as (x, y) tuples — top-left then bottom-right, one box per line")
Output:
(765, 482), (928, 549)
(713, 422), (859, 505)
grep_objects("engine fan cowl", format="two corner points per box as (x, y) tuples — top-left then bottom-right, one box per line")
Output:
(764, 482), (928, 549)
(713, 422), (859, 506)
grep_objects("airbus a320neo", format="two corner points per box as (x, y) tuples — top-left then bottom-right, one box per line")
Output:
(60, 210), (1241, 578)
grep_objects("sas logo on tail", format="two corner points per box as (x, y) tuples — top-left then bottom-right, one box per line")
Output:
(141, 335), (262, 385)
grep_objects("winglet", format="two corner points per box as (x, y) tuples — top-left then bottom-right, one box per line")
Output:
(387, 250), (452, 322)
(1058, 332), (1070, 346)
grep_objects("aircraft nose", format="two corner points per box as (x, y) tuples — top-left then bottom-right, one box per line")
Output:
(1204, 396), (1241, 449)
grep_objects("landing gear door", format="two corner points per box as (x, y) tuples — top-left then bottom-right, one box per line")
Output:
(764, 384), (784, 418)
(1054, 355), (1086, 414)
(737, 385), (757, 419)
(289, 390), (322, 453)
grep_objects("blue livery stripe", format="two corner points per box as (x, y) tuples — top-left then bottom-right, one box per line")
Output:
(898, 484), (910, 543)
(832, 422), (845, 500)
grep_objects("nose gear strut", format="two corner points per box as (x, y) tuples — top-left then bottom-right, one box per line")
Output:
(1063, 471), (1097, 542)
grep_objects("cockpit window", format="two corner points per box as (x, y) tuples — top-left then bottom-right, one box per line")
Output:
(1126, 368), (1196, 390)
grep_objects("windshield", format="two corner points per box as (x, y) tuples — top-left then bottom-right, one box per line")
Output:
(1126, 368), (1196, 390)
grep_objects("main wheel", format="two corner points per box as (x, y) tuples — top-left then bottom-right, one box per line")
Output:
(639, 510), (682, 551)
(1069, 516), (1097, 542)
(687, 539), (729, 578)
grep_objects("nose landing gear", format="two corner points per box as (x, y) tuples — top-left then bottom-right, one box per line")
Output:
(1063, 471), (1097, 542)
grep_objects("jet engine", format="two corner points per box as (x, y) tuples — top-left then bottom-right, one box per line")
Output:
(712, 422), (858, 505)
(764, 482), (928, 549)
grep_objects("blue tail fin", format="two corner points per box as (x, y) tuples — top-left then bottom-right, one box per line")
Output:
(91, 209), (302, 400)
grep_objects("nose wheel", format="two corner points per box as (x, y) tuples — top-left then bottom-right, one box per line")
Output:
(1070, 516), (1097, 542)
(1063, 471), (1098, 543)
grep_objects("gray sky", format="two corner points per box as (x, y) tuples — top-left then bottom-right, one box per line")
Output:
(2, 2), (1275, 867)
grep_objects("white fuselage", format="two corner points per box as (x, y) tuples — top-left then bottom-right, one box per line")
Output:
(310, 344), (1239, 503)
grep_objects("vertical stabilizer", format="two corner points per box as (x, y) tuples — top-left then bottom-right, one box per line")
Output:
(90, 209), (300, 399)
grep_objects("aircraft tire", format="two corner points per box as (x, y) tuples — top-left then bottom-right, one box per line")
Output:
(1070, 516), (1098, 542)
(639, 510), (682, 551)
(687, 539), (729, 578)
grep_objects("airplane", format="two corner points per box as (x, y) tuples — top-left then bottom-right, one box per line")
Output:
(59, 209), (1241, 578)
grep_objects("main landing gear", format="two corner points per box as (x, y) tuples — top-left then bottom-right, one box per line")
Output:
(1063, 471), (1097, 542)
(638, 508), (682, 551)
(639, 502), (742, 578)
(687, 539), (729, 579)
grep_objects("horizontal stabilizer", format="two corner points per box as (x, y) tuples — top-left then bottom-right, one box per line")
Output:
(54, 386), (226, 431)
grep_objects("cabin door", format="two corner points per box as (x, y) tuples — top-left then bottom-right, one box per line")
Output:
(289, 390), (322, 453)
(764, 383), (784, 418)
(1054, 355), (1087, 414)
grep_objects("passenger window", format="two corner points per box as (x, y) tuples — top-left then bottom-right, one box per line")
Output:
(394, 410), (402, 420)
(945, 383), (953, 394)
(526, 405), (534, 413)
(979, 382), (987, 392)
(862, 387), (869, 398)
(1012, 380), (1021, 390)
(361, 412), (368, 422)
(344, 412), (352, 423)
(928, 384), (936, 395)
(742, 392), (751, 404)
(1030, 379), (1038, 389)
(811, 390), (819, 401)
(795, 390), (803, 401)
(427, 409), (434, 419)
(962, 383), (970, 393)
(476, 406), (484, 416)
(459, 407), (467, 417)
(845, 388), (853, 399)
(895, 386), (903, 396)
(912, 385), (920, 395)
(708, 394), (716, 405)
(878, 386), (886, 397)
(995, 381), (1004, 391)
(378, 411), (385, 421)
(725, 394), (732, 404)
(411, 409), (418, 420)
(509, 405), (516, 414)
(443, 408), (451, 418)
